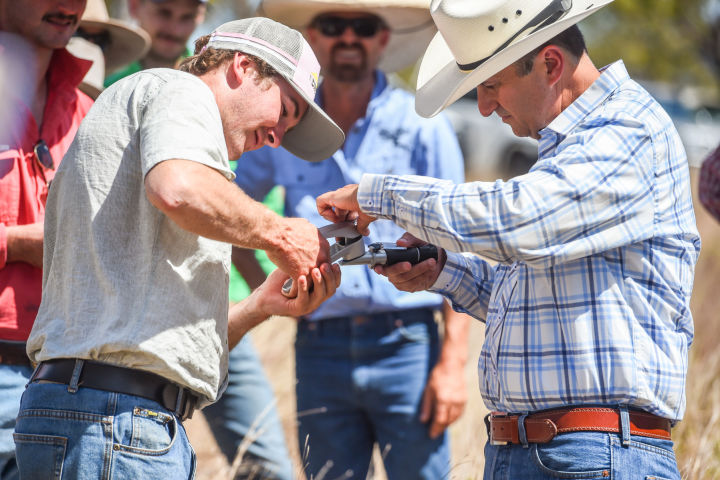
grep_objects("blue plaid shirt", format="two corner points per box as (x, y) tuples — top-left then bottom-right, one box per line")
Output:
(357, 61), (700, 421)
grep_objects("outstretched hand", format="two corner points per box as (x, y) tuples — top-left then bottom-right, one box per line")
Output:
(316, 184), (375, 235)
(373, 232), (446, 292)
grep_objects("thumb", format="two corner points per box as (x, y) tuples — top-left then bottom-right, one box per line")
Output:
(419, 386), (433, 423)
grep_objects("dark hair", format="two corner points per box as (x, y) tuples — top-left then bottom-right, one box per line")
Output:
(514, 24), (586, 76)
(178, 34), (278, 80)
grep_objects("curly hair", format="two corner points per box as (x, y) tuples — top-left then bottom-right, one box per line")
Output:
(178, 34), (279, 81)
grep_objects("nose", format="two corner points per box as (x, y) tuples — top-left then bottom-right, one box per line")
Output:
(476, 85), (497, 117)
(264, 125), (285, 148)
(339, 25), (358, 42)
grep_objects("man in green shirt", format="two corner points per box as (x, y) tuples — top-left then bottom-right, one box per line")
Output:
(105, 0), (206, 85)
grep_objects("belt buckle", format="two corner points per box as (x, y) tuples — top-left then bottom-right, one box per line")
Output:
(484, 413), (509, 446)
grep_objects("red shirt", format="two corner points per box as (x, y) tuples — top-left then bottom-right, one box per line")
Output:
(0, 48), (93, 341)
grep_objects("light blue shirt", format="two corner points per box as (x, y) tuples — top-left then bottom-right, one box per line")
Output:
(357, 62), (700, 420)
(236, 71), (464, 319)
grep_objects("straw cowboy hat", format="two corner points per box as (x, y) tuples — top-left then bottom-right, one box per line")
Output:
(79, 0), (150, 74)
(258, 0), (436, 72)
(415, 0), (614, 118)
(66, 36), (105, 99)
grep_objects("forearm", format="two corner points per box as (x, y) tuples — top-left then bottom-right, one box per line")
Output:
(227, 292), (268, 350)
(437, 301), (469, 367)
(145, 160), (285, 252)
(431, 251), (495, 322)
(4, 222), (44, 268)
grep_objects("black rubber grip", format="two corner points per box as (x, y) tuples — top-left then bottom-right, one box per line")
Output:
(384, 244), (438, 265)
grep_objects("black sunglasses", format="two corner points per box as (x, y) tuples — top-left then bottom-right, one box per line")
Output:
(312, 16), (385, 38)
(34, 139), (55, 171)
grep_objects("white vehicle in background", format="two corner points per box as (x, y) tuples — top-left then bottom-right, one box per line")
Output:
(444, 90), (538, 181)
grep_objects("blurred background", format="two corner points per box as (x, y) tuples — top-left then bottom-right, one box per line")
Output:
(102, 0), (720, 478)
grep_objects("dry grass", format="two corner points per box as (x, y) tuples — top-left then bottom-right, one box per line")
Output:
(188, 168), (720, 480)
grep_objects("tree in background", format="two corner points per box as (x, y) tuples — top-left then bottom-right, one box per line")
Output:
(583, 0), (720, 100)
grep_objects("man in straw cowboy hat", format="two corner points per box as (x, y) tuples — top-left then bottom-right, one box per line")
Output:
(317, 0), (700, 477)
(0, 0), (94, 478)
(67, 0), (151, 99)
(236, 0), (468, 478)
(12, 17), (345, 479)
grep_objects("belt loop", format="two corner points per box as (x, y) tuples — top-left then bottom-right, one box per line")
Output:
(27, 362), (42, 388)
(68, 359), (85, 394)
(619, 405), (631, 447)
(518, 413), (530, 448)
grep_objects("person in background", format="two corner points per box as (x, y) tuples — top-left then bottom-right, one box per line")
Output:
(236, 1), (469, 478)
(316, 0), (700, 478)
(105, 1), (297, 477)
(0, 1), (91, 478)
(14, 17), (343, 479)
(105, 0), (207, 85)
(67, 0), (150, 99)
(699, 144), (720, 223)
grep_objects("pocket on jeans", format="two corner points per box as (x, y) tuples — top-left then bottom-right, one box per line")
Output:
(118, 407), (176, 455)
(532, 433), (612, 478)
(13, 432), (67, 480)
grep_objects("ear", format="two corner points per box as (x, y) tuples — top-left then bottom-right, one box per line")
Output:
(378, 29), (390, 49)
(227, 53), (253, 88)
(306, 27), (319, 46)
(540, 45), (564, 87)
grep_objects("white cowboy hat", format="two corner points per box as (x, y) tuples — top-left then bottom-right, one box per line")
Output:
(66, 37), (105, 99)
(415, 0), (614, 118)
(79, 0), (150, 74)
(258, 0), (436, 72)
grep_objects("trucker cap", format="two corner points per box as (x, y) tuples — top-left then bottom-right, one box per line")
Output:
(205, 17), (344, 161)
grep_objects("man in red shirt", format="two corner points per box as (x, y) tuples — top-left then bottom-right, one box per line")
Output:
(0, 1), (91, 478)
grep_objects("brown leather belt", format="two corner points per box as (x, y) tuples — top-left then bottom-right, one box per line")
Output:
(487, 407), (672, 445)
(30, 359), (199, 421)
(0, 341), (32, 366)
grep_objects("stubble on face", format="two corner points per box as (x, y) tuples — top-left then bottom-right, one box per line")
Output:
(327, 42), (369, 83)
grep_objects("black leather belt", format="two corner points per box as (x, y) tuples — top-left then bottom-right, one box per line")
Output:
(30, 359), (199, 421)
(0, 341), (32, 366)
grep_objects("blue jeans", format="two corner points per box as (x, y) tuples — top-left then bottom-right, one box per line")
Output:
(0, 364), (33, 480)
(295, 308), (450, 480)
(484, 431), (680, 479)
(202, 335), (293, 480)
(13, 381), (196, 479)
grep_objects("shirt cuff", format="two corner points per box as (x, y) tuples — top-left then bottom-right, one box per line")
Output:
(0, 223), (7, 269)
(357, 174), (386, 217)
(430, 251), (465, 294)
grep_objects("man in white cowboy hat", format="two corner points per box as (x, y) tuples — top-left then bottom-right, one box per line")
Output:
(316, 0), (700, 478)
(67, 0), (151, 99)
(0, 1), (93, 478)
(105, 0), (208, 86)
(12, 17), (345, 479)
(235, 1), (468, 478)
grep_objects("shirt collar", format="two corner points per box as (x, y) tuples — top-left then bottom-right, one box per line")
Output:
(541, 60), (630, 139)
(48, 47), (93, 93)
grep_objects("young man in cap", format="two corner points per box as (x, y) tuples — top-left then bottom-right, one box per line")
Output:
(12, 17), (344, 479)
(317, 0), (699, 478)
(235, 1), (469, 478)
(105, 0), (207, 85)
(104, 1), (297, 475)
(0, 1), (92, 478)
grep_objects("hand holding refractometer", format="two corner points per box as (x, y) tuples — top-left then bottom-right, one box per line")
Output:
(281, 221), (438, 296)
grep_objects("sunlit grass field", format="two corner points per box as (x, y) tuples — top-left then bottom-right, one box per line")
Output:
(188, 167), (720, 480)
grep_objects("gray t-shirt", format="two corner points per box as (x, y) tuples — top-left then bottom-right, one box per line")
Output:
(28, 69), (235, 403)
